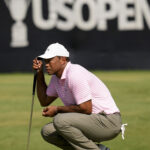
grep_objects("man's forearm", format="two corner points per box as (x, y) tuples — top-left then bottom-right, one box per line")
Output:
(57, 105), (91, 114)
(37, 71), (48, 105)
(42, 101), (92, 117)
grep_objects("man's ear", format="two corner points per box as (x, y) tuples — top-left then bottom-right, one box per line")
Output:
(61, 57), (66, 61)
(60, 57), (67, 64)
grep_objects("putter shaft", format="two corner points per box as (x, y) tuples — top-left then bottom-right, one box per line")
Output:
(26, 94), (35, 150)
(26, 72), (37, 150)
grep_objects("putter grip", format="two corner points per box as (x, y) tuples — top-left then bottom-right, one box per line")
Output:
(32, 71), (37, 95)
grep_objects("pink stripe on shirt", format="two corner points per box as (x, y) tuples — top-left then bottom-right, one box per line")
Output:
(46, 62), (120, 114)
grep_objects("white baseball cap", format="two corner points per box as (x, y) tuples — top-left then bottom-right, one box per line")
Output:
(38, 43), (69, 59)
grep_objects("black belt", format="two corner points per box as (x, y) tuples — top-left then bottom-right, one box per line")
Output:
(112, 112), (121, 115)
(99, 112), (121, 116)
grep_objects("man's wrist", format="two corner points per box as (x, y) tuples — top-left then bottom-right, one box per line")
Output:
(56, 106), (62, 114)
(55, 106), (58, 114)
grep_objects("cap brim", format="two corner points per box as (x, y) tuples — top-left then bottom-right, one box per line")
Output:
(37, 54), (55, 60)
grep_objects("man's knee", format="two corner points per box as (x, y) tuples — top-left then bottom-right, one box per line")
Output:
(41, 122), (70, 146)
(41, 124), (49, 138)
(41, 123), (55, 141)
(53, 113), (71, 131)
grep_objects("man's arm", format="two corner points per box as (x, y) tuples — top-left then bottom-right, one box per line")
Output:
(37, 71), (57, 106)
(42, 100), (92, 117)
(33, 58), (57, 106)
(57, 100), (92, 114)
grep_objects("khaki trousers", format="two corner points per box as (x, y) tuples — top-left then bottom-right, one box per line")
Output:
(41, 112), (122, 150)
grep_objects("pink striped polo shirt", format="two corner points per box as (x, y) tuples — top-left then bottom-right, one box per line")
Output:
(46, 62), (120, 114)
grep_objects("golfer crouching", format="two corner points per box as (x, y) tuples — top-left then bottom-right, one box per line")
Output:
(32, 43), (122, 150)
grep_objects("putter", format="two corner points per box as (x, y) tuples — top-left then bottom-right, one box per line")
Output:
(26, 71), (37, 150)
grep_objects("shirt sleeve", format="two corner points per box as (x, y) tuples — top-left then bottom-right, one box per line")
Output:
(46, 76), (58, 97)
(69, 71), (92, 105)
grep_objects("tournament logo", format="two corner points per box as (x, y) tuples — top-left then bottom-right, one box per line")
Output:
(4, 0), (31, 48)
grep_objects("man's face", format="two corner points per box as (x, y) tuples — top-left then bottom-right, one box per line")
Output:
(44, 56), (64, 75)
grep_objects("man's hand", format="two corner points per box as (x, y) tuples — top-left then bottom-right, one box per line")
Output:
(33, 58), (43, 72)
(42, 106), (58, 117)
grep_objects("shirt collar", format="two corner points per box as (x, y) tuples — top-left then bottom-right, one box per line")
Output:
(60, 62), (71, 80)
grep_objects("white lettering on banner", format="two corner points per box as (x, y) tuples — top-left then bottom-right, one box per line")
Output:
(97, 0), (118, 31)
(32, 0), (57, 30)
(5, 0), (150, 48)
(118, 0), (150, 30)
(32, 0), (150, 31)
(118, 0), (142, 30)
(140, 0), (150, 29)
(56, 0), (74, 31)
(74, 0), (97, 31)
